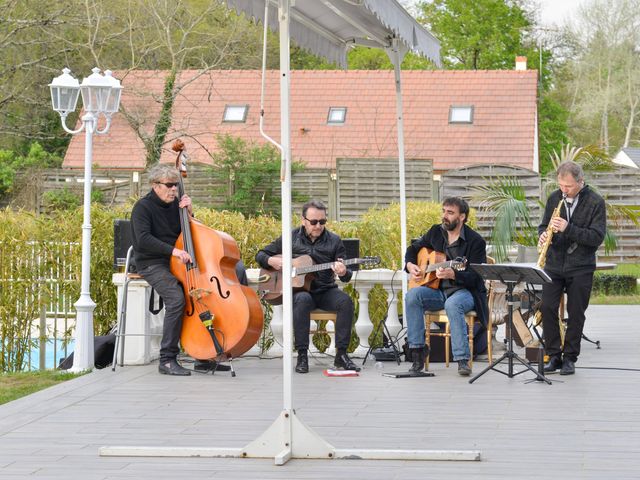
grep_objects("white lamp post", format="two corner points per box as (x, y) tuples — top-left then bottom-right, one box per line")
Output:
(49, 67), (122, 371)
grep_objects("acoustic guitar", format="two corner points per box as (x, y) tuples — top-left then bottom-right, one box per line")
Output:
(259, 254), (381, 305)
(408, 247), (467, 290)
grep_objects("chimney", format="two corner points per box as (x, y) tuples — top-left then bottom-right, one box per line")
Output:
(515, 56), (527, 71)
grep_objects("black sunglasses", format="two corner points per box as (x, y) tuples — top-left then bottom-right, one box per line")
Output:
(304, 216), (327, 226)
(156, 182), (178, 188)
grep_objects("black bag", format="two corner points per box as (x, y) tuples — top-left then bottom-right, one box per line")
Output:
(58, 333), (116, 370)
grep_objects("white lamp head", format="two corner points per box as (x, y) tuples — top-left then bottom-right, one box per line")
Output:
(80, 67), (112, 113)
(102, 70), (123, 114)
(49, 68), (80, 115)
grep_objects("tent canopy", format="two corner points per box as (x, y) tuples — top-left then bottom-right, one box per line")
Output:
(225, 0), (441, 67)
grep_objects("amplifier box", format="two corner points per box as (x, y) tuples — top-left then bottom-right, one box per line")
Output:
(525, 343), (545, 363)
(427, 335), (453, 363)
(113, 219), (136, 273)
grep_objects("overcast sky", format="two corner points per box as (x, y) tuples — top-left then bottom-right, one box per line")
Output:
(537, 0), (588, 26)
(400, 0), (590, 27)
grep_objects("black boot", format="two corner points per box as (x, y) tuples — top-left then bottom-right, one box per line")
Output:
(158, 358), (191, 376)
(194, 359), (232, 372)
(295, 349), (309, 373)
(408, 346), (428, 375)
(334, 349), (361, 371)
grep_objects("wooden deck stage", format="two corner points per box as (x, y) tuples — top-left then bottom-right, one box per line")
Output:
(1, 304), (639, 479)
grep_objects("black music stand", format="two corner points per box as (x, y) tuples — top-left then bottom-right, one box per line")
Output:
(468, 263), (552, 385)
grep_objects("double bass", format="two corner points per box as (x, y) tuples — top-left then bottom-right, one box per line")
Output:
(169, 140), (263, 361)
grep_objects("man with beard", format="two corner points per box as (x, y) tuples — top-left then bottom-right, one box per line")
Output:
(404, 197), (488, 376)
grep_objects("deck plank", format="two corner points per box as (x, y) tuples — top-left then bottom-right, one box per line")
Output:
(1, 305), (639, 479)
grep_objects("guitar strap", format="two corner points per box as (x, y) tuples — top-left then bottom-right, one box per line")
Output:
(148, 287), (164, 315)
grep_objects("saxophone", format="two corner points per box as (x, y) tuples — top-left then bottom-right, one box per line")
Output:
(537, 195), (565, 268)
(533, 195), (566, 340)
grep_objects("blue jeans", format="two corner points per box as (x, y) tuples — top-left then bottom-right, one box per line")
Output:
(405, 287), (475, 361)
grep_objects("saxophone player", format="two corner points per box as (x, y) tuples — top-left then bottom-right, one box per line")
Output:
(538, 161), (606, 375)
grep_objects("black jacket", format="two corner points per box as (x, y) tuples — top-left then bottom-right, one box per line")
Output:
(256, 226), (352, 294)
(538, 185), (606, 276)
(405, 224), (489, 327)
(130, 189), (181, 270)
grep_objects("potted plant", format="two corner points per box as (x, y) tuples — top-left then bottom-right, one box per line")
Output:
(472, 175), (539, 263)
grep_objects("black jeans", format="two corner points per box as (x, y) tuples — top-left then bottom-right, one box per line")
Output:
(293, 287), (354, 351)
(541, 271), (594, 362)
(138, 263), (186, 362)
(139, 260), (248, 362)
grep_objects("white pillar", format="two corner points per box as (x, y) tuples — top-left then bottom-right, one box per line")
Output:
(353, 284), (373, 357)
(269, 305), (284, 357)
(71, 113), (97, 372)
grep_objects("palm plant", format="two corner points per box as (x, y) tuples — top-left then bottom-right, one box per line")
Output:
(473, 176), (537, 262)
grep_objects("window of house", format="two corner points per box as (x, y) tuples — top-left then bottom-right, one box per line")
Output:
(327, 107), (347, 124)
(223, 104), (249, 123)
(449, 105), (474, 124)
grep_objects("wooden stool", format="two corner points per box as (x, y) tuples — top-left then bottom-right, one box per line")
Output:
(309, 309), (337, 353)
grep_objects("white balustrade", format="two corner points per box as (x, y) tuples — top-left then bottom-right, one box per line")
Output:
(249, 268), (404, 358)
(111, 268), (406, 364)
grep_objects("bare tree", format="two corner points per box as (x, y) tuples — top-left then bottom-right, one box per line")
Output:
(0, 0), (85, 145)
(0, 0), (275, 157)
(560, 0), (640, 151)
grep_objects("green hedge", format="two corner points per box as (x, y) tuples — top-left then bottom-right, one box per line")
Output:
(0, 201), (472, 371)
(593, 274), (638, 296)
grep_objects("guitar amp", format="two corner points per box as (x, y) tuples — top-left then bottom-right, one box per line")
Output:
(343, 238), (360, 271)
(113, 219), (136, 273)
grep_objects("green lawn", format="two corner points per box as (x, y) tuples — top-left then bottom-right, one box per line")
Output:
(0, 370), (84, 405)
(597, 263), (640, 277)
(593, 263), (640, 304)
(591, 293), (640, 305)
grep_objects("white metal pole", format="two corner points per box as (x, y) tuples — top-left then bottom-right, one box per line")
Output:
(279, 0), (293, 416)
(387, 40), (409, 319)
(71, 112), (97, 371)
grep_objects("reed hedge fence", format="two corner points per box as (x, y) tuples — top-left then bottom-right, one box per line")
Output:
(1, 201), (456, 372)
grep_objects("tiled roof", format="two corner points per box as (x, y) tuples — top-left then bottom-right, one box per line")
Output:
(619, 147), (640, 168)
(63, 69), (538, 171)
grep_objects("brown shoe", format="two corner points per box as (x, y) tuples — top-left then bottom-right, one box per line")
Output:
(457, 360), (472, 376)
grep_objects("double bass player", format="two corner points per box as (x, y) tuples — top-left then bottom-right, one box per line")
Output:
(130, 163), (246, 375)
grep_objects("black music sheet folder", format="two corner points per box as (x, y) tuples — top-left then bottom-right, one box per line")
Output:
(469, 263), (551, 285)
(468, 262), (552, 385)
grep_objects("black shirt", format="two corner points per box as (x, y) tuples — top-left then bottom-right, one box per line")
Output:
(130, 189), (181, 270)
(439, 226), (466, 298)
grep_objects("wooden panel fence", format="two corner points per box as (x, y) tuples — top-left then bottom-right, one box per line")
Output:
(590, 167), (640, 262)
(441, 163), (541, 243)
(3, 162), (640, 260)
(336, 158), (434, 221)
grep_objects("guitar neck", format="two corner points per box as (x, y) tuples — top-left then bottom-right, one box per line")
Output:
(295, 258), (362, 276)
(424, 259), (456, 273)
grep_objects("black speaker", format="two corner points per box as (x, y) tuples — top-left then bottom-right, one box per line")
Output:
(342, 238), (360, 271)
(113, 219), (136, 272)
(427, 335), (453, 363)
